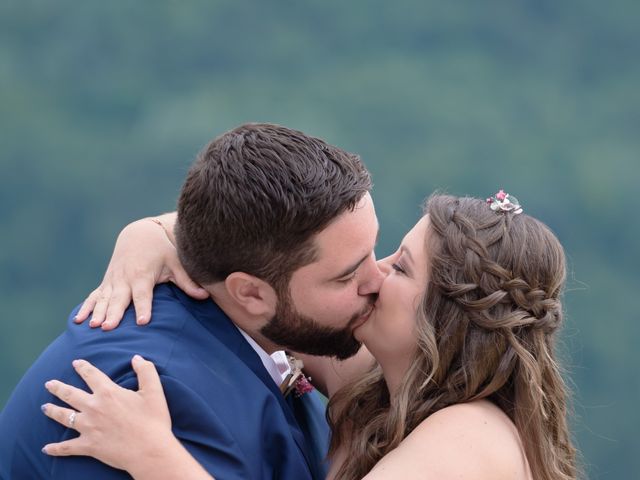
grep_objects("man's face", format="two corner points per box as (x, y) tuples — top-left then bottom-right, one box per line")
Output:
(260, 193), (384, 359)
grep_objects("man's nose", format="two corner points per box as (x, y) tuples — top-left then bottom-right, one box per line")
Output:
(358, 256), (386, 296)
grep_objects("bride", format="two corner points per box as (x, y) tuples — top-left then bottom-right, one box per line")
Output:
(41, 192), (578, 480)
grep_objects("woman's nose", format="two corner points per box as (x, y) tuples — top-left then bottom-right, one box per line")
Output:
(376, 255), (394, 276)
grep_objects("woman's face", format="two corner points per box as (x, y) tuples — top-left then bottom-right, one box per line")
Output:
(355, 215), (430, 364)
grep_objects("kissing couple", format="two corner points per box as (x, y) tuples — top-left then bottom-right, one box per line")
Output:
(1, 123), (577, 480)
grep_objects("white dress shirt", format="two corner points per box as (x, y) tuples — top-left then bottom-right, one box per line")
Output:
(236, 326), (292, 386)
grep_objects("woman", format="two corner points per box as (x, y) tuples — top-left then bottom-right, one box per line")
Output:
(41, 192), (578, 479)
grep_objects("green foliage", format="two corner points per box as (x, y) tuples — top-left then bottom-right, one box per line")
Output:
(1, 0), (638, 476)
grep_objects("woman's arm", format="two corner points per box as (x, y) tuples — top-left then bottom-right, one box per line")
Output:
(74, 213), (208, 330)
(42, 357), (214, 480)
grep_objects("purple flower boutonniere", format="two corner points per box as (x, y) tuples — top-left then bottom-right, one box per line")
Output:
(281, 355), (314, 397)
(293, 375), (314, 397)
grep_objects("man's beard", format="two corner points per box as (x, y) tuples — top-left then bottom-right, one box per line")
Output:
(260, 290), (372, 360)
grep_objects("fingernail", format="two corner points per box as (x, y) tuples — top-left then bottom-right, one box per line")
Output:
(42, 446), (48, 454)
(41, 404), (47, 413)
(137, 315), (146, 323)
(132, 354), (142, 363)
(72, 359), (80, 368)
(44, 381), (52, 390)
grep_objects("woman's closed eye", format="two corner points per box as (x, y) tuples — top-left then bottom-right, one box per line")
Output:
(391, 263), (406, 275)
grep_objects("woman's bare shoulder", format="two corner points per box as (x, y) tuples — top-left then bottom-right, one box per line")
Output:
(365, 400), (531, 480)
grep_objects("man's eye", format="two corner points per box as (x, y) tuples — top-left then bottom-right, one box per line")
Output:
(338, 272), (357, 283)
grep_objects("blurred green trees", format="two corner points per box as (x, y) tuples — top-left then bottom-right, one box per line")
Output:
(1, 0), (638, 477)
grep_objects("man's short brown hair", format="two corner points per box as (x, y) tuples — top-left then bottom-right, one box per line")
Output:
(175, 123), (372, 289)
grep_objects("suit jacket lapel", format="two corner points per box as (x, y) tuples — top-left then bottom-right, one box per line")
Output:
(172, 287), (315, 473)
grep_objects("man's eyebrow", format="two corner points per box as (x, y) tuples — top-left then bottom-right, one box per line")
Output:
(330, 254), (370, 281)
(330, 227), (380, 281)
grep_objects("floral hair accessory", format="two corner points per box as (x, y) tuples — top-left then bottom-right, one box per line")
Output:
(486, 189), (523, 214)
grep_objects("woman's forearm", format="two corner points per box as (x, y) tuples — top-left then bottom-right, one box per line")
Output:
(128, 434), (214, 480)
(149, 212), (178, 246)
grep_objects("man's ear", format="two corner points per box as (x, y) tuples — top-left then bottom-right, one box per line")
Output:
(224, 272), (277, 317)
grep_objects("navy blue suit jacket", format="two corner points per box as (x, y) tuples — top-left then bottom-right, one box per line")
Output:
(0, 284), (329, 479)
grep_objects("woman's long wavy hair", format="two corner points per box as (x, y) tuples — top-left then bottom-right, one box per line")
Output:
(327, 194), (577, 480)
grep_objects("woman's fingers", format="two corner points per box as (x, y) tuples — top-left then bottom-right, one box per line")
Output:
(131, 355), (163, 396)
(88, 285), (113, 328)
(71, 359), (115, 394)
(102, 285), (134, 330)
(130, 356), (172, 429)
(41, 357), (174, 472)
(130, 278), (155, 325)
(41, 403), (81, 431)
(42, 438), (86, 457)
(75, 215), (188, 331)
(74, 289), (101, 324)
(45, 379), (91, 410)
(167, 257), (208, 301)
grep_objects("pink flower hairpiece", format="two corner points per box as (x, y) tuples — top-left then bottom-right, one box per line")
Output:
(486, 189), (523, 214)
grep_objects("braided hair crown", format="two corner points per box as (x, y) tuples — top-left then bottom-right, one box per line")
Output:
(426, 194), (565, 337)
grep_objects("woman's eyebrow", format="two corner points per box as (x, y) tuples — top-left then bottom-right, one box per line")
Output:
(400, 245), (414, 264)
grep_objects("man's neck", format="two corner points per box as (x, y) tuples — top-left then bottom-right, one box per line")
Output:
(207, 284), (280, 354)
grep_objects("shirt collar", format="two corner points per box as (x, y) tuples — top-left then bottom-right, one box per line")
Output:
(235, 326), (291, 386)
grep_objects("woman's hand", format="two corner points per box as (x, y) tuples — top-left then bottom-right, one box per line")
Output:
(41, 356), (174, 471)
(42, 357), (213, 479)
(74, 214), (209, 330)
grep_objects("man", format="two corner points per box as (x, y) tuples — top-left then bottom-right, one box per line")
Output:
(0, 124), (383, 479)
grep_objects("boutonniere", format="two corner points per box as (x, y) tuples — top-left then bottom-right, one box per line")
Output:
(280, 355), (314, 397)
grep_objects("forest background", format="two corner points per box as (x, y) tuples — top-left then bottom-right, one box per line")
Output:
(1, 1), (638, 478)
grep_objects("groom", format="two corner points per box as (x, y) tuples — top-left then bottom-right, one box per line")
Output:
(0, 124), (383, 479)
